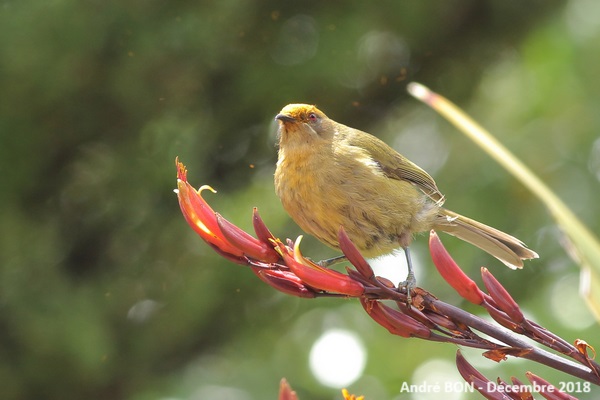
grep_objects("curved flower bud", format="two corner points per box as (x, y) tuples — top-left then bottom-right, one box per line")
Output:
(484, 305), (524, 333)
(360, 298), (409, 337)
(379, 302), (432, 339)
(338, 226), (375, 279)
(251, 267), (316, 298)
(175, 159), (244, 258)
(273, 237), (364, 296)
(253, 208), (277, 244)
(481, 267), (524, 324)
(422, 310), (460, 332)
(455, 351), (499, 399)
(429, 231), (485, 305)
(216, 213), (280, 263)
(360, 298), (431, 338)
(292, 237), (365, 296)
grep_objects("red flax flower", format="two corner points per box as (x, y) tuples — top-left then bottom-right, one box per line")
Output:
(429, 230), (485, 305)
(175, 159), (244, 261)
(175, 158), (364, 298)
(175, 158), (600, 398)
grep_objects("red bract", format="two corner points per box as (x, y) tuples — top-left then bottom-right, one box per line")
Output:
(253, 208), (277, 244)
(378, 302), (432, 339)
(429, 231), (485, 305)
(338, 226), (375, 280)
(481, 267), (524, 323)
(216, 213), (280, 263)
(422, 311), (460, 332)
(251, 267), (316, 298)
(456, 350), (489, 384)
(456, 351), (507, 400)
(274, 237), (365, 297)
(483, 305), (524, 333)
(175, 159), (244, 258)
(360, 298), (431, 338)
(360, 298), (410, 337)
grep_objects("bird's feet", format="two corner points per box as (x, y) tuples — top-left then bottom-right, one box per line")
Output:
(398, 270), (416, 305)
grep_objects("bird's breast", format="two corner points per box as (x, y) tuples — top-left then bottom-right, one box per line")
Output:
(274, 146), (439, 257)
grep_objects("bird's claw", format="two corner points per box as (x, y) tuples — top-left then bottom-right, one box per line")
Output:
(398, 271), (416, 305)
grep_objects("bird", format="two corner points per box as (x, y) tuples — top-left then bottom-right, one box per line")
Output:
(273, 103), (538, 297)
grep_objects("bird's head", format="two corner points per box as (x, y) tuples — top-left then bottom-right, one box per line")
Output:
(275, 104), (334, 145)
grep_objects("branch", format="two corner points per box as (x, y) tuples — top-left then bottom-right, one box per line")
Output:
(174, 158), (600, 398)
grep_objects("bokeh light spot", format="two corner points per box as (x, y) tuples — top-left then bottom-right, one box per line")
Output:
(309, 329), (366, 388)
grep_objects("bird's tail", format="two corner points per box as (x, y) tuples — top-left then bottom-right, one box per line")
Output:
(434, 209), (539, 269)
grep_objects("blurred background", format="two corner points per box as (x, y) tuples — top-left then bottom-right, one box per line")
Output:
(1, 1), (600, 399)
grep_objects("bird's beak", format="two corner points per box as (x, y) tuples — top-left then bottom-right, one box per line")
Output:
(275, 113), (295, 123)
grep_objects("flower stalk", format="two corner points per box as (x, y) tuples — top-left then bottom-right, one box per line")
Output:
(175, 158), (600, 397)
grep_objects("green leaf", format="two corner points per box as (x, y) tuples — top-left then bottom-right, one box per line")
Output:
(409, 82), (600, 321)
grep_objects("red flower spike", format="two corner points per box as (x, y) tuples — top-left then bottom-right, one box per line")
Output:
(481, 267), (524, 324)
(429, 231), (485, 305)
(253, 208), (277, 245)
(274, 237), (365, 296)
(525, 372), (577, 400)
(216, 213), (280, 263)
(360, 299), (412, 338)
(337, 226), (375, 279)
(251, 267), (316, 298)
(175, 159), (244, 257)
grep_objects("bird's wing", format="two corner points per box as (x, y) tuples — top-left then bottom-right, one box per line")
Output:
(346, 128), (445, 204)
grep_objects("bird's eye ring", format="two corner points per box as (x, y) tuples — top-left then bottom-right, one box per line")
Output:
(308, 113), (318, 122)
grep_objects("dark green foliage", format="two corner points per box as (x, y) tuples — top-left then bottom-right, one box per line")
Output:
(2, 1), (599, 399)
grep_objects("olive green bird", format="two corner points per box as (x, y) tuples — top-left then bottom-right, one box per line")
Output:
(274, 104), (538, 295)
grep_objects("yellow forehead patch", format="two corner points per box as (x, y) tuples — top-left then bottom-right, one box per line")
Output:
(279, 104), (326, 120)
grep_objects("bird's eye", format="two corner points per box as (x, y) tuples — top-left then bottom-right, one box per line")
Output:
(308, 113), (318, 122)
